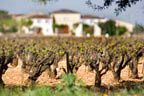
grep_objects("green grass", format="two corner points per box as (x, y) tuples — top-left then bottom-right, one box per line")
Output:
(0, 85), (144, 96)
(0, 86), (95, 96)
(0, 74), (144, 96)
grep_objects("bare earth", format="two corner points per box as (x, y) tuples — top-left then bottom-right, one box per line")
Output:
(2, 60), (144, 86)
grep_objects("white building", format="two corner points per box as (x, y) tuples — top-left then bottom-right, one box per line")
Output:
(30, 15), (54, 36)
(12, 10), (135, 37)
(50, 9), (81, 35)
(73, 23), (83, 37)
(23, 14), (54, 36)
(94, 24), (102, 37)
(116, 20), (134, 32)
(82, 15), (107, 25)
(81, 15), (104, 37)
(12, 14), (26, 21)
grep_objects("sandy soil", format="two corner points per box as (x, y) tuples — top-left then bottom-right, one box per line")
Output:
(2, 59), (144, 86)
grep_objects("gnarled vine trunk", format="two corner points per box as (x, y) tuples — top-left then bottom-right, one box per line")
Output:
(94, 69), (101, 87)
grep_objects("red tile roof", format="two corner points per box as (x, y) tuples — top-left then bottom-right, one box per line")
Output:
(30, 15), (51, 19)
(81, 15), (103, 19)
(11, 14), (24, 17)
(51, 9), (79, 14)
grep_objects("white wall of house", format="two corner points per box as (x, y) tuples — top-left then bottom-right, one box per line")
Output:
(82, 18), (108, 25)
(74, 23), (83, 37)
(17, 12), (134, 37)
(51, 13), (81, 31)
(116, 20), (134, 32)
(82, 18), (102, 36)
(99, 18), (108, 23)
(82, 18), (99, 26)
(94, 24), (102, 37)
(22, 26), (33, 34)
(31, 18), (54, 36)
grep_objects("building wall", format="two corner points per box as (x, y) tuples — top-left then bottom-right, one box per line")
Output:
(94, 24), (102, 37)
(74, 23), (83, 37)
(15, 13), (134, 37)
(82, 18), (102, 37)
(31, 18), (54, 36)
(99, 18), (108, 23)
(51, 13), (81, 30)
(116, 20), (134, 32)
(82, 19), (99, 26)
(12, 16), (26, 21)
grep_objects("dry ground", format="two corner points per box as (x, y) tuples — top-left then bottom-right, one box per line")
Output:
(2, 59), (144, 86)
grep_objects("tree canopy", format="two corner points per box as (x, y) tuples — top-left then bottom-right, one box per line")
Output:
(0, 10), (11, 20)
(98, 20), (127, 36)
(133, 24), (144, 34)
(33, 0), (142, 15)
(0, 10), (32, 33)
(32, 0), (57, 4)
(86, 0), (142, 15)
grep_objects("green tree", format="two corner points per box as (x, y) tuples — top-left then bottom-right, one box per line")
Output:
(3, 20), (18, 33)
(133, 24), (144, 34)
(18, 19), (33, 27)
(86, 0), (142, 15)
(0, 10), (18, 33)
(0, 10), (11, 20)
(116, 26), (127, 35)
(83, 24), (94, 35)
(99, 20), (127, 36)
(33, 0), (142, 15)
(17, 19), (33, 32)
(0, 26), (4, 32)
(32, 0), (55, 4)
(99, 20), (116, 36)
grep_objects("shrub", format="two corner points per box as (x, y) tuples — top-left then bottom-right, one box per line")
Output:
(99, 20), (116, 36)
(116, 26), (127, 35)
(133, 24), (144, 34)
(83, 24), (94, 35)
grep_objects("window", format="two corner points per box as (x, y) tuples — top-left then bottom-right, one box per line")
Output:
(63, 17), (69, 21)
(45, 20), (49, 23)
(37, 19), (41, 23)
(46, 29), (49, 32)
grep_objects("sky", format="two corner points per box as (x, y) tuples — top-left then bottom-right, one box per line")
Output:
(0, 0), (144, 25)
